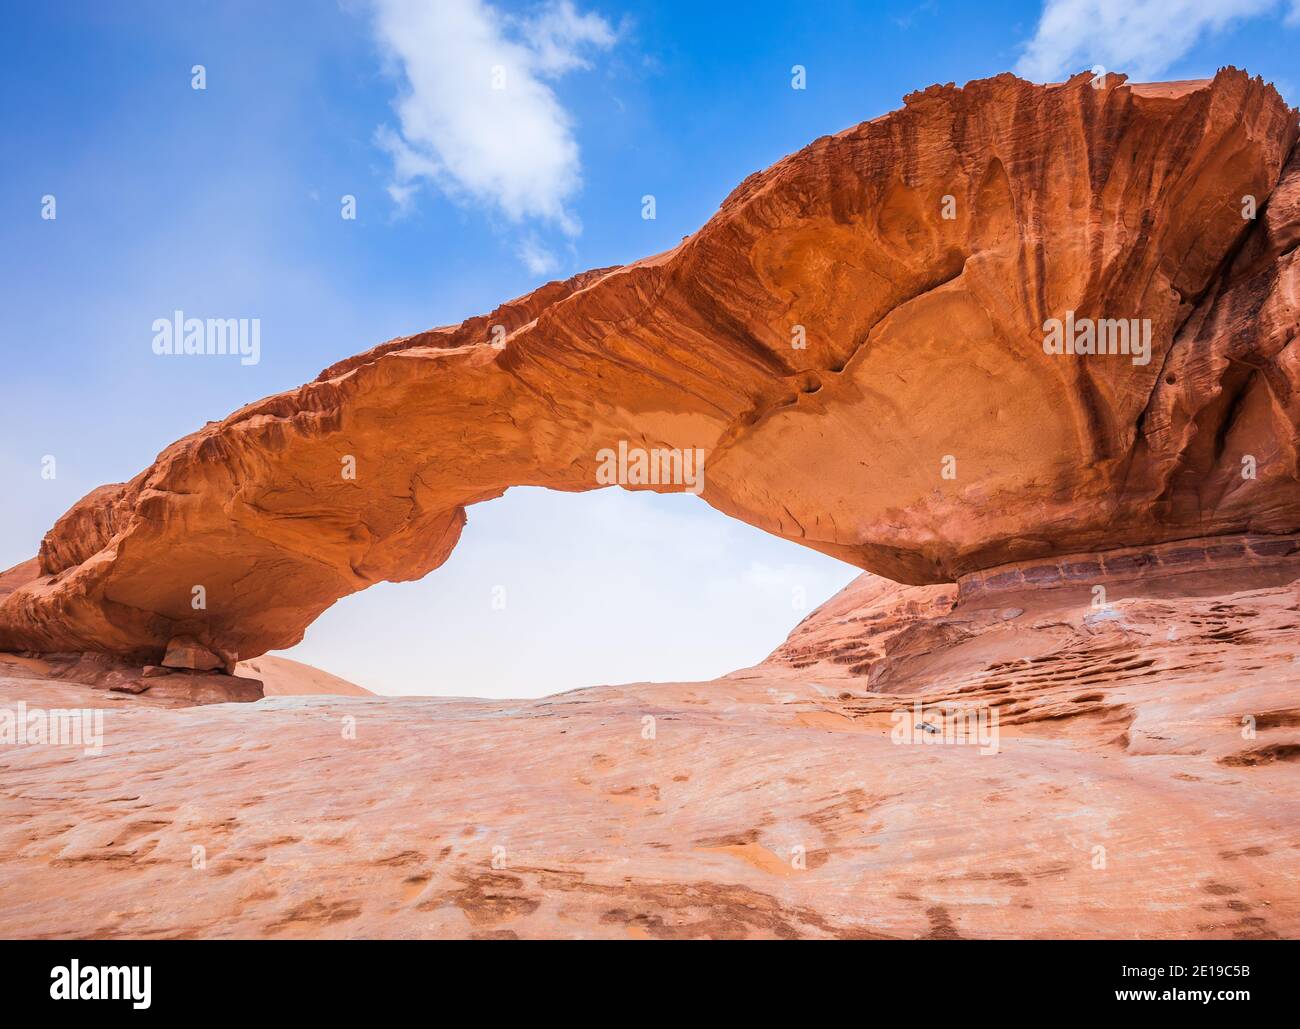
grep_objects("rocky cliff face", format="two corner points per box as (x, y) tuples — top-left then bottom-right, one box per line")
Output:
(762, 533), (1300, 689)
(1, 68), (1298, 669)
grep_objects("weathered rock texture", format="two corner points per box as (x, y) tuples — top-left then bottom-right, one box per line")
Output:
(0, 652), (263, 707)
(1, 69), (1298, 667)
(2, 539), (1296, 938)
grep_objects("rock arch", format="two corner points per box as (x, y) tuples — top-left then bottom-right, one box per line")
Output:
(2, 69), (1299, 668)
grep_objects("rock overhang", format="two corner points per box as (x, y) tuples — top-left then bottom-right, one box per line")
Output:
(0, 67), (1298, 665)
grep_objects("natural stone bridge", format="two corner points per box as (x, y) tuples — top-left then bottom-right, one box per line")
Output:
(1, 69), (1298, 670)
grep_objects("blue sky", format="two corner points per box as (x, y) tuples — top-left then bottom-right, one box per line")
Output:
(2, 0), (1298, 696)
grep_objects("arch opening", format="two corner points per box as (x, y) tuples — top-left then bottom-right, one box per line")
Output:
(277, 486), (859, 697)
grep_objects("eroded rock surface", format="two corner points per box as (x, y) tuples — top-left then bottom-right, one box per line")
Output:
(0, 652), (263, 707)
(0, 69), (1298, 667)
(1, 537), (1295, 938)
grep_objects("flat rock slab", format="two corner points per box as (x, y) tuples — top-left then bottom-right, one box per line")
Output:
(1, 572), (1295, 939)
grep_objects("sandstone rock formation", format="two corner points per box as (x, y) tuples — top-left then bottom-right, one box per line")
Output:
(0, 651), (263, 707)
(1, 68), (1298, 670)
(2, 537), (1295, 938)
(0, 652), (370, 706)
(764, 532), (1300, 688)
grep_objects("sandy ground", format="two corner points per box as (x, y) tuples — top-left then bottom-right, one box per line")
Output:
(0, 571), (1296, 939)
(236, 656), (373, 697)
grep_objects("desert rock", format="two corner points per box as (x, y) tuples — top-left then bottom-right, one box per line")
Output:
(0, 69), (1297, 666)
(1, 534), (1295, 938)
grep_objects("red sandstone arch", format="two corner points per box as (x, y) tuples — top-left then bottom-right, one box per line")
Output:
(1, 69), (1298, 669)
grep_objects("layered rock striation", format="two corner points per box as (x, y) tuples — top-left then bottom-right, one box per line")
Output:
(1, 69), (1298, 667)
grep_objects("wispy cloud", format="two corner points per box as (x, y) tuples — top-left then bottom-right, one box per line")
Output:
(1015, 0), (1292, 82)
(369, 0), (617, 245)
(515, 234), (561, 276)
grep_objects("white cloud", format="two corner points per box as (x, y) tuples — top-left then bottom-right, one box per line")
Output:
(1015, 0), (1287, 82)
(370, 0), (616, 236)
(516, 234), (561, 276)
(520, 0), (617, 74)
(1288, 0), (1300, 25)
